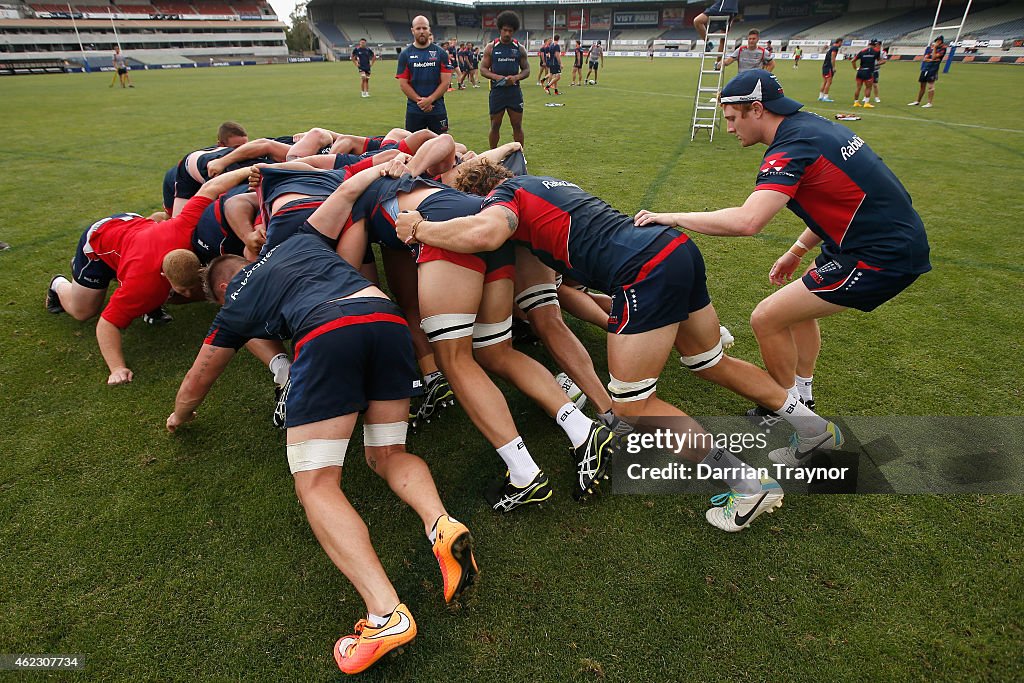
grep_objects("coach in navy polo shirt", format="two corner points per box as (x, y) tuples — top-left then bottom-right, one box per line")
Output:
(396, 15), (453, 134)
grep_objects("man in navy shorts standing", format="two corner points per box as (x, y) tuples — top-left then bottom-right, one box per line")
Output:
(818, 37), (842, 102)
(480, 11), (530, 149)
(351, 38), (376, 98)
(636, 70), (930, 464)
(396, 16), (452, 134)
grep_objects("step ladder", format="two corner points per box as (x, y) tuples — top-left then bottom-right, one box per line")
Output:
(690, 15), (731, 142)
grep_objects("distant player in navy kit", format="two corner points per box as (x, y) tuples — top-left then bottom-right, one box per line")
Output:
(909, 35), (946, 108)
(480, 11), (530, 149)
(636, 70), (930, 465)
(871, 40), (887, 102)
(351, 38), (376, 98)
(570, 39), (585, 86)
(166, 159), (479, 675)
(396, 165), (843, 532)
(818, 37), (842, 102)
(851, 41), (881, 107)
(544, 34), (562, 95)
(396, 15), (453, 134)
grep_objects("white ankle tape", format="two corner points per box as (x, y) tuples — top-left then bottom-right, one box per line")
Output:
(363, 421), (408, 447)
(286, 439), (349, 474)
(515, 283), (559, 312)
(608, 374), (658, 402)
(680, 340), (724, 372)
(473, 316), (512, 348)
(420, 313), (475, 342)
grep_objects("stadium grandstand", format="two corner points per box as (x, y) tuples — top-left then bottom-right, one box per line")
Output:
(0, 0), (286, 73)
(304, 0), (1024, 63)
(3, 0), (1023, 74)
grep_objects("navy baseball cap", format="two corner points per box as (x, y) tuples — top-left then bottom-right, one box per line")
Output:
(719, 69), (803, 115)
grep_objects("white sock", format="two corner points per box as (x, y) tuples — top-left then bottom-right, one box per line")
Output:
(497, 437), (540, 487)
(795, 375), (814, 403)
(701, 447), (760, 494)
(51, 275), (71, 289)
(366, 611), (390, 628)
(556, 403), (592, 448)
(787, 384), (800, 402)
(269, 353), (291, 386)
(776, 394), (828, 438)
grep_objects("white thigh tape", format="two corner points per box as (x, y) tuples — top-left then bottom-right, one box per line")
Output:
(363, 421), (408, 447)
(420, 313), (475, 342)
(515, 283), (559, 312)
(473, 316), (513, 348)
(680, 340), (724, 372)
(286, 439), (349, 474)
(608, 375), (658, 403)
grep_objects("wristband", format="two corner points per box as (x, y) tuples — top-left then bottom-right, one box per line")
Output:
(789, 240), (809, 258)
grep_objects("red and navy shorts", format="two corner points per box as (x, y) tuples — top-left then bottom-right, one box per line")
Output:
(71, 228), (115, 290)
(417, 241), (515, 282)
(362, 136), (387, 153)
(287, 297), (422, 427)
(803, 253), (921, 312)
(263, 197), (325, 253)
(607, 230), (711, 335)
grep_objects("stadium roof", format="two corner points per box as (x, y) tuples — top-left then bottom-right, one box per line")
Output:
(309, 0), (676, 8)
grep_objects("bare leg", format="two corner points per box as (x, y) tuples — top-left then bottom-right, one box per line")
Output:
(473, 278), (572, 418)
(488, 113), (504, 149)
(516, 249), (612, 414)
(55, 280), (105, 321)
(507, 109), (525, 146)
(289, 413), (400, 617)
(418, 261), (518, 446)
(363, 398), (446, 534)
(750, 280), (845, 389)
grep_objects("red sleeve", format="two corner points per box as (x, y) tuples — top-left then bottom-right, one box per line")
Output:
(100, 274), (170, 329)
(480, 184), (520, 216)
(167, 195), (214, 239)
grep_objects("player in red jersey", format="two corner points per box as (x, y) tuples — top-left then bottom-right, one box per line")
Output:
(45, 167), (252, 385)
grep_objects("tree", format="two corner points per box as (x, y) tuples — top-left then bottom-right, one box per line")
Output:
(285, 1), (317, 53)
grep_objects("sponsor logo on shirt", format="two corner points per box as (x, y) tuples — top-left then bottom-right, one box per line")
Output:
(413, 61), (437, 68)
(760, 152), (792, 173)
(840, 135), (866, 161)
(541, 180), (580, 190)
(229, 245), (278, 301)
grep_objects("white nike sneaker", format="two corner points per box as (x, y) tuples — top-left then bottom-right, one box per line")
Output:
(769, 421), (844, 467)
(921, 103), (932, 108)
(555, 372), (587, 410)
(705, 477), (784, 532)
(719, 325), (735, 349)
(907, 101), (919, 106)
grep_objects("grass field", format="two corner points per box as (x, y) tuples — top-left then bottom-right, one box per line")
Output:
(1, 58), (1022, 681)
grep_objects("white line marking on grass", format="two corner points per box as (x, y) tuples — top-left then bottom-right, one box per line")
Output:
(597, 87), (1024, 134)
